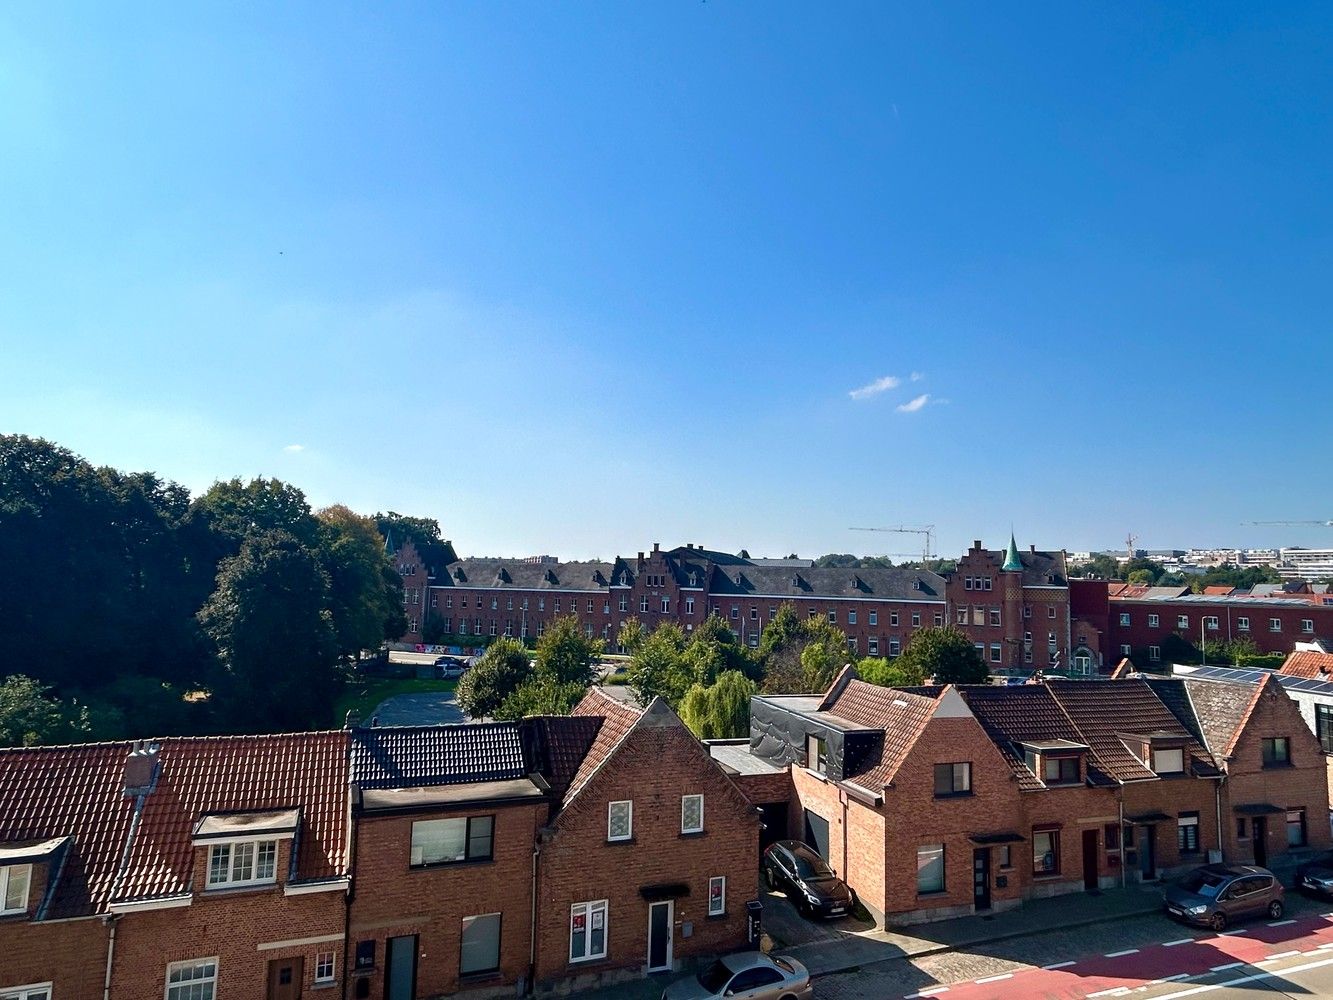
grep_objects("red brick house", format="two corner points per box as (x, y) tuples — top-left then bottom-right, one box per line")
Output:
(347, 687), (760, 999)
(0, 731), (350, 1000)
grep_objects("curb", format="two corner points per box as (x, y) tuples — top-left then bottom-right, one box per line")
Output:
(788, 903), (1163, 979)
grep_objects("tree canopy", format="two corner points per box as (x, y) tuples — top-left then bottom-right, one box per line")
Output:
(897, 626), (989, 684)
(455, 637), (531, 718)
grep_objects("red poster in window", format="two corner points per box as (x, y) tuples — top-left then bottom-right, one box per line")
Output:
(572, 913), (586, 931)
(710, 882), (722, 904)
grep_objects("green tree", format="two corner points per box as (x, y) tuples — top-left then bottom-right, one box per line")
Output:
(534, 616), (603, 687)
(799, 617), (852, 693)
(898, 626), (988, 684)
(317, 505), (406, 658)
(682, 614), (758, 687)
(626, 623), (690, 707)
(192, 477), (321, 554)
(617, 617), (647, 654)
(679, 670), (757, 739)
(757, 604), (802, 662)
(455, 636), (530, 718)
(0, 675), (77, 746)
(198, 531), (340, 732)
(496, 674), (590, 720)
(856, 656), (926, 687)
(1072, 554), (1121, 580)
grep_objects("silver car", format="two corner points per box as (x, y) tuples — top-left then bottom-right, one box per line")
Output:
(662, 952), (813, 1000)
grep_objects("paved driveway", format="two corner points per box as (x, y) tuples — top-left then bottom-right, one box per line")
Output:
(369, 690), (465, 726)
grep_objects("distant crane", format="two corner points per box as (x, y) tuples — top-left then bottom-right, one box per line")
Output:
(1245, 520), (1333, 527)
(850, 525), (936, 564)
(1125, 532), (1138, 562)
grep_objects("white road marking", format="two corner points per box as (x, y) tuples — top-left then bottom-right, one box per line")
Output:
(1216, 929), (1249, 936)
(974, 974), (1013, 984)
(1146, 954), (1333, 1000)
(1258, 950), (1301, 962)
(903, 989), (950, 999)
(1267, 919), (1297, 926)
(1042, 961), (1076, 970)
(1105, 949), (1139, 958)
(1163, 938), (1195, 947)
(1086, 988), (1129, 999)
(1208, 962), (1243, 972)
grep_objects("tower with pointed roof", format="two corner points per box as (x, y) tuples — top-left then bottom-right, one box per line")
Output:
(1002, 532), (1023, 572)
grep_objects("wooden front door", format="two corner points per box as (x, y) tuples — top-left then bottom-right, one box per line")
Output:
(267, 957), (303, 1000)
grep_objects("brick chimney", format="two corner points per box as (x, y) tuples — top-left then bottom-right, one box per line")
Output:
(123, 741), (160, 796)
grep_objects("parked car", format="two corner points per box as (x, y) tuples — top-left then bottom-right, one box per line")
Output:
(433, 656), (467, 679)
(1296, 851), (1333, 897)
(762, 840), (857, 919)
(662, 951), (812, 1000)
(1163, 864), (1284, 930)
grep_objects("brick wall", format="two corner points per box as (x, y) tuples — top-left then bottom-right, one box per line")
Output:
(535, 721), (758, 992)
(1223, 682), (1332, 864)
(0, 918), (107, 998)
(349, 801), (546, 999)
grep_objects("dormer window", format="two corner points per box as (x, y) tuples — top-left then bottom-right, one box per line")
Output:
(1043, 756), (1079, 785)
(207, 839), (277, 888)
(1151, 747), (1184, 775)
(0, 863), (31, 914)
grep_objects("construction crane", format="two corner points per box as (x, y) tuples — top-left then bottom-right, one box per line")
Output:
(1125, 532), (1138, 562)
(850, 525), (936, 563)
(1245, 520), (1333, 527)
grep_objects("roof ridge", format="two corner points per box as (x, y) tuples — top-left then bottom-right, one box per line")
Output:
(0, 729), (349, 754)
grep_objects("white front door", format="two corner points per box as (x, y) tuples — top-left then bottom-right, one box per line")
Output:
(647, 900), (673, 972)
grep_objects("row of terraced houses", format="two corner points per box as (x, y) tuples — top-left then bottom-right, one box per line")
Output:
(392, 536), (1333, 675)
(4, 664), (1330, 999)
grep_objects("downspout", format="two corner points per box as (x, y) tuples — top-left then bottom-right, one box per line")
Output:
(1118, 793), (1126, 889)
(102, 913), (119, 1000)
(528, 841), (541, 995)
(1215, 776), (1225, 862)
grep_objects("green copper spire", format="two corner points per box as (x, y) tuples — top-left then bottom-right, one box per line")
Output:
(1002, 532), (1023, 572)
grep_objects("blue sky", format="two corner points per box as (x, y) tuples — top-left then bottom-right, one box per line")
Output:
(2, 3), (1330, 561)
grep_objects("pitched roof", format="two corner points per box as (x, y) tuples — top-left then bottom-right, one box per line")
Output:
(0, 740), (136, 918)
(1172, 678), (1261, 760)
(1047, 680), (1220, 782)
(1280, 650), (1333, 680)
(705, 565), (945, 601)
(958, 547), (1069, 587)
(352, 722), (527, 789)
(525, 715), (603, 797)
(564, 687), (645, 803)
(436, 558), (616, 591)
(821, 679), (938, 788)
(120, 731), (350, 901)
(960, 685), (1099, 791)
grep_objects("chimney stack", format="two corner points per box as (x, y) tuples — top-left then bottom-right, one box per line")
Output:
(973, 539), (982, 551)
(123, 741), (160, 796)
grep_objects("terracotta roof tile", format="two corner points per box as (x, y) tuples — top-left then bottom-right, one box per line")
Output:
(119, 731), (350, 901)
(565, 687), (644, 802)
(0, 741), (136, 918)
(1280, 650), (1333, 680)
(1047, 681), (1220, 782)
(960, 686), (1095, 791)
(823, 680), (937, 788)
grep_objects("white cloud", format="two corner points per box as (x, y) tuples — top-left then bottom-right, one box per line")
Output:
(910, 371), (924, 382)
(282, 443), (305, 453)
(848, 375), (901, 400)
(896, 394), (930, 413)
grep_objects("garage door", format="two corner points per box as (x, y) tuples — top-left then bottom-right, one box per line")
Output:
(804, 809), (831, 861)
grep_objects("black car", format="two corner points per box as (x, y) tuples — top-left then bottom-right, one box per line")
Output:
(1296, 851), (1333, 897)
(762, 840), (856, 919)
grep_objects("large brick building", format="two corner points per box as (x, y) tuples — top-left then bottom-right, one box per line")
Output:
(394, 535), (1083, 673)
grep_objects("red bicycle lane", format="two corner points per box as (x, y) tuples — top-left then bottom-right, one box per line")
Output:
(902, 911), (1333, 1000)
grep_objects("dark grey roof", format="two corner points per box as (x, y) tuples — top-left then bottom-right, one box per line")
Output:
(352, 723), (528, 789)
(1142, 679), (1208, 747)
(437, 559), (615, 591)
(706, 565), (945, 600)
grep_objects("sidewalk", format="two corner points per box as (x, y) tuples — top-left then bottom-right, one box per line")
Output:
(567, 884), (1164, 1000)
(781, 883), (1163, 977)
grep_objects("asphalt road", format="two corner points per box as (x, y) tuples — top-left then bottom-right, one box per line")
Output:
(369, 690), (465, 726)
(814, 895), (1333, 1000)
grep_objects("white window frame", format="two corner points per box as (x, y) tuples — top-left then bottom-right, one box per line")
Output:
(1148, 613), (1159, 628)
(569, 899), (609, 962)
(1152, 747), (1184, 775)
(1177, 615), (1189, 629)
(868, 637), (879, 655)
(708, 875), (726, 916)
(314, 950), (336, 984)
(0, 984), (52, 1000)
(608, 800), (633, 842)
(1237, 616), (1250, 631)
(205, 839), (277, 889)
(1119, 613), (1131, 626)
(681, 794), (704, 834)
(1205, 616), (1219, 630)
(1304, 619), (1315, 633)
(1270, 618), (1282, 632)
(0, 863), (32, 915)
(165, 958), (218, 1000)
(868, 610), (878, 626)
(1149, 645), (1161, 662)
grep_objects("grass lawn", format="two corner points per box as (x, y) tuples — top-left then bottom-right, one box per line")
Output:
(333, 675), (456, 728)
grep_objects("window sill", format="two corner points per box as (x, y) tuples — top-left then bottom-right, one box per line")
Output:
(568, 956), (610, 969)
(459, 969), (502, 984)
(933, 791), (973, 800)
(202, 881), (279, 896)
(1033, 873), (1061, 881)
(679, 830), (707, 839)
(605, 837), (637, 847)
(705, 911), (730, 921)
(409, 857), (494, 872)
(1262, 762), (1294, 770)
(312, 982), (338, 991)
